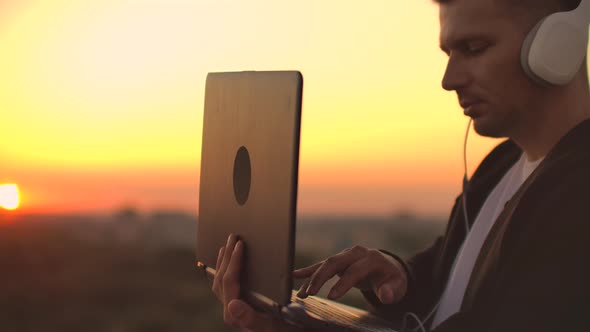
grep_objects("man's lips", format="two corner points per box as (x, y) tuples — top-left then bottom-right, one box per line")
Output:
(459, 98), (483, 109)
(459, 97), (485, 116)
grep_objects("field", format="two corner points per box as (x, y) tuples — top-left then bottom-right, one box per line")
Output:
(0, 211), (443, 332)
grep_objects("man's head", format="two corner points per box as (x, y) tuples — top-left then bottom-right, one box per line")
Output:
(435, 0), (581, 30)
(436, 0), (585, 139)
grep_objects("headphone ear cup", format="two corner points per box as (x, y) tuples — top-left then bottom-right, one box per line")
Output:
(521, 11), (589, 86)
(521, 18), (549, 85)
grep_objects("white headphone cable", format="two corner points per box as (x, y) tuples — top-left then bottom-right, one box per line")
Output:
(462, 119), (472, 233)
(401, 119), (473, 332)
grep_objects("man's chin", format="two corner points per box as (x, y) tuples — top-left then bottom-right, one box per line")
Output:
(471, 117), (508, 138)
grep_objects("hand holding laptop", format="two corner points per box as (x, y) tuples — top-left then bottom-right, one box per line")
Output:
(294, 246), (408, 305)
(212, 234), (302, 332)
(212, 233), (408, 331)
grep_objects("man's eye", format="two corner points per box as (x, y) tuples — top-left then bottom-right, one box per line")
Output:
(465, 43), (488, 55)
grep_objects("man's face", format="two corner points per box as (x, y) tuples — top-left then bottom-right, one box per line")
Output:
(439, 0), (544, 138)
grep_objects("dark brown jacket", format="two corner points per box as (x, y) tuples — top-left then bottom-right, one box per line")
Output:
(365, 119), (590, 331)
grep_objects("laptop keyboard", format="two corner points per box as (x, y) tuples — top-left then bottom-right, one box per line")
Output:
(291, 291), (397, 332)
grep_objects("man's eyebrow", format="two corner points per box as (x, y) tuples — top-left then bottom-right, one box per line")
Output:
(440, 34), (489, 55)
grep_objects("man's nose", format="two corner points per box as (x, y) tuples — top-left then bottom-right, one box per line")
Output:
(441, 56), (470, 91)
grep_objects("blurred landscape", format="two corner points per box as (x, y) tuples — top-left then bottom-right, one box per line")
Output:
(0, 210), (444, 332)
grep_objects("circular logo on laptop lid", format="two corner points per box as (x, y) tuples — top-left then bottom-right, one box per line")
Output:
(233, 146), (251, 205)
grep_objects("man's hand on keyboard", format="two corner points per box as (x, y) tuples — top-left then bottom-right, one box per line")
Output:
(212, 234), (301, 332)
(293, 245), (408, 305)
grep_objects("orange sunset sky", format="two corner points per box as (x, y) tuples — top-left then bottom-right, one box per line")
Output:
(0, 0), (508, 217)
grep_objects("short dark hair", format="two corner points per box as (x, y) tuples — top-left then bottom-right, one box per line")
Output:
(434, 0), (582, 29)
(433, 0), (580, 10)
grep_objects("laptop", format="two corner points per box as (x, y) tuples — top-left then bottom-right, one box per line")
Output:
(196, 71), (398, 332)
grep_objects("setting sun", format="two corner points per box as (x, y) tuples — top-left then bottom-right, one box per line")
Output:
(0, 184), (20, 210)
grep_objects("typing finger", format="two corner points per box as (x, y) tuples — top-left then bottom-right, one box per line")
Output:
(327, 257), (372, 300)
(328, 252), (405, 304)
(296, 279), (311, 298)
(292, 262), (322, 279)
(305, 247), (366, 296)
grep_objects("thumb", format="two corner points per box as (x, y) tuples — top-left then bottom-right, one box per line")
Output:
(376, 283), (396, 304)
(373, 273), (407, 305)
(228, 299), (274, 331)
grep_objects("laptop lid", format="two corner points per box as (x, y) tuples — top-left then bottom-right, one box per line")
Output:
(196, 71), (303, 307)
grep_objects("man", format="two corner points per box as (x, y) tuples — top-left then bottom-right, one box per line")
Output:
(212, 0), (590, 330)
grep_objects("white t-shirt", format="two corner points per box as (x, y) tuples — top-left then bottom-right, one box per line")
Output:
(431, 154), (543, 328)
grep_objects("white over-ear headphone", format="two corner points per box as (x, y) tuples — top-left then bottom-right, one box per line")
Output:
(521, 0), (590, 85)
